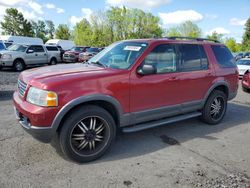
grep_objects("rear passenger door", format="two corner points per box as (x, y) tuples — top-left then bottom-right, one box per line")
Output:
(176, 44), (214, 103)
(33, 45), (47, 64)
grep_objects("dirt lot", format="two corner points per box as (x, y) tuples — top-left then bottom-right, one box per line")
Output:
(0, 68), (250, 188)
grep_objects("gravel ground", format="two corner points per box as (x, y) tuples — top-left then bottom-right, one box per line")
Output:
(0, 67), (250, 188)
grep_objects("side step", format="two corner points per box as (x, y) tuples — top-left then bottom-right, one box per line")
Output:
(122, 112), (202, 133)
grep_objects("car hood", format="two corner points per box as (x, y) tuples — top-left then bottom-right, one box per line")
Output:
(19, 63), (107, 85)
(237, 65), (250, 75)
(0, 50), (22, 55)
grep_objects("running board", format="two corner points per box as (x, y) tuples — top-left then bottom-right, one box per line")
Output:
(122, 112), (202, 133)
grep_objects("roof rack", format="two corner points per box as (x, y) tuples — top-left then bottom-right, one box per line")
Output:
(164, 36), (220, 43)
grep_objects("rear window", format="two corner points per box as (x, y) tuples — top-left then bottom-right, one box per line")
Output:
(211, 45), (236, 68)
(178, 44), (209, 72)
(46, 46), (59, 51)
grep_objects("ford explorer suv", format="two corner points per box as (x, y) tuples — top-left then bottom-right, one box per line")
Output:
(13, 37), (238, 163)
(0, 44), (61, 71)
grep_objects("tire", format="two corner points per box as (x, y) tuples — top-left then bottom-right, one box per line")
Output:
(201, 90), (227, 125)
(59, 105), (116, 163)
(242, 86), (250, 93)
(13, 60), (25, 72)
(49, 58), (57, 65)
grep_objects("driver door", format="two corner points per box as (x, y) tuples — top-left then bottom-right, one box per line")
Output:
(130, 44), (182, 124)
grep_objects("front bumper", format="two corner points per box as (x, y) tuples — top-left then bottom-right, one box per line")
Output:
(0, 60), (13, 67)
(13, 91), (59, 143)
(14, 106), (53, 143)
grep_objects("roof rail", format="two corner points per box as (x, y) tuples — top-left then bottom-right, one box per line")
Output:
(164, 36), (220, 43)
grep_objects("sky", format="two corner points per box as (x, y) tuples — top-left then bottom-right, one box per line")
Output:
(0, 0), (249, 42)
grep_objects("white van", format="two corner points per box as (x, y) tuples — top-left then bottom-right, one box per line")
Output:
(45, 39), (75, 51)
(0, 35), (43, 46)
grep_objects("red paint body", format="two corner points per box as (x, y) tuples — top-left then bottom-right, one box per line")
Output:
(13, 39), (239, 128)
(242, 71), (250, 89)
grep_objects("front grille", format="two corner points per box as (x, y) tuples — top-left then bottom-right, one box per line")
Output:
(18, 79), (28, 97)
(64, 54), (69, 57)
(69, 54), (75, 58)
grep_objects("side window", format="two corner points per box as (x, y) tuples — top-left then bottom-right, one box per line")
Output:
(144, 44), (177, 74)
(211, 45), (236, 68)
(34, 45), (45, 52)
(46, 46), (58, 51)
(178, 44), (208, 72)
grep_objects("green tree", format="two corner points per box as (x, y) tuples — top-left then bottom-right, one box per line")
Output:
(45, 20), (55, 39)
(207, 31), (224, 42)
(32, 20), (47, 42)
(0, 8), (34, 36)
(73, 19), (93, 46)
(225, 38), (242, 52)
(242, 18), (250, 51)
(55, 24), (71, 40)
(166, 21), (202, 38)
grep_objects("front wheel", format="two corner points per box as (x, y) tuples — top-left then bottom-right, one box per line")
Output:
(14, 60), (25, 72)
(201, 90), (227, 125)
(59, 105), (116, 163)
(49, 58), (57, 65)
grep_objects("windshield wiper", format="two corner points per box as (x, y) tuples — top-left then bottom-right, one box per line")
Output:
(89, 61), (107, 68)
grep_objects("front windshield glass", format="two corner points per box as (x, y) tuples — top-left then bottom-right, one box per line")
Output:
(87, 48), (99, 53)
(8, 44), (28, 52)
(236, 60), (250, 65)
(88, 41), (148, 69)
(71, 47), (85, 52)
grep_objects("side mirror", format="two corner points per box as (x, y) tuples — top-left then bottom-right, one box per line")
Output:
(137, 64), (156, 75)
(27, 49), (34, 53)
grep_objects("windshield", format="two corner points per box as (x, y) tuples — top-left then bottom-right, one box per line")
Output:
(71, 47), (86, 52)
(8, 44), (28, 52)
(236, 60), (250, 65)
(87, 48), (99, 53)
(88, 41), (148, 69)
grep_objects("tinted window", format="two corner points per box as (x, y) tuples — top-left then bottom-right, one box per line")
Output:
(29, 45), (45, 52)
(178, 44), (208, 72)
(211, 45), (236, 68)
(87, 48), (100, 53)
(0, 43), (5, 50)
(4, 42), (12, 48)
(46, 46), (58, 51)
(144, 44), (177, 73)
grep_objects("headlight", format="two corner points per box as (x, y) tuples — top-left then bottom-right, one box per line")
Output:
(26, 87), (58, 107)
(2, 54), (12, 60)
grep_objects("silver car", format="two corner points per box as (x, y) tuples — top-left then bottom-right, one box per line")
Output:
(236, 58), (250, 77)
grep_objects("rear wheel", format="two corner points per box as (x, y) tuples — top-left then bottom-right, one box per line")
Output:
(201, 90), (227, 125)
(242, 86), (250, 93)
(13, 60), (25, 72)
(59, 105), (116, 163)
(49, 58), (57, 65)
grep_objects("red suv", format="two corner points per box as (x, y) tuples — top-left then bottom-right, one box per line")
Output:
(13, 37), (238, 163)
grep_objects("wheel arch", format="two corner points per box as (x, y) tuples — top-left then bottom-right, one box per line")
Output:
(13, 58), (25, 66)
(204, 81), (229, 105)
(52, 95), (124, 133)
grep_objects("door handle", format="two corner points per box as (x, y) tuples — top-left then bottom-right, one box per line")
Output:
(35, 54), (38, 56)
(169, 76), (177, 81)
(44, 54), (46, 56)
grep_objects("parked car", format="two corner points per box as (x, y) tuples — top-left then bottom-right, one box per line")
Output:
(45, 39), (75, 51)
(236, 58), (250, 78)
(242, 70), (250, 92)
(243, 52), (250, 58)
(0, 35), (43, 45)
(235, 52), (244, 61)
(13, 37), (238, 163)
(79, 47), (102, 62)
(63, 46), (90, 63)
(0, 44), (61, 71)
